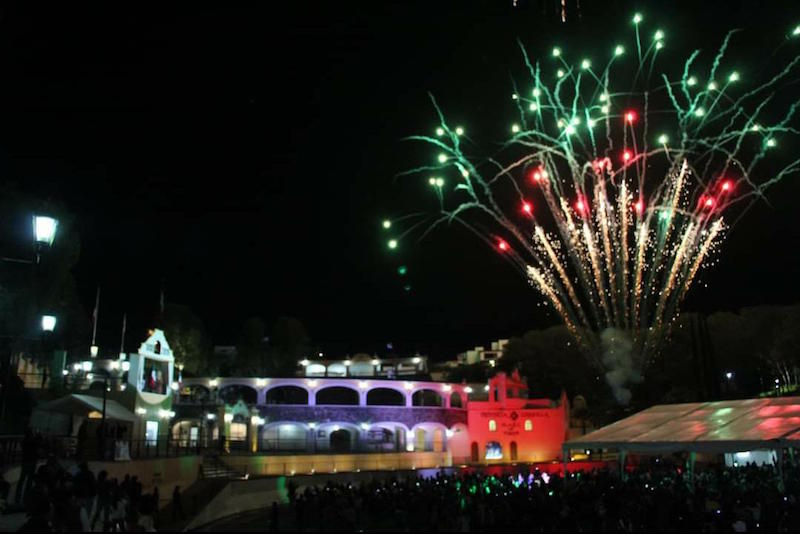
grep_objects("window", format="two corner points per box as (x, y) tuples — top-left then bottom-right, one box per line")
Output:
(488, 419), (497, 432)
(145, 421), (158, 446)
(524, 420), (533, 431)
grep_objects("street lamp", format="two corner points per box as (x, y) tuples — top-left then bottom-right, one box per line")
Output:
(33, 216), (58, 246)
(41, 315), (57, 332)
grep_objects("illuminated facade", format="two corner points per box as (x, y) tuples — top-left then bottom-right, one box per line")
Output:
(173, 370), (569, 464)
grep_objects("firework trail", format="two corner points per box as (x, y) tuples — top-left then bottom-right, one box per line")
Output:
(382, 15), (800, 401)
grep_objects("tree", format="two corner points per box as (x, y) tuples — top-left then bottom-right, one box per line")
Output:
(162, 302), (212, 376)
(268, 316), (311, 376)
(235, 317), (268, 375)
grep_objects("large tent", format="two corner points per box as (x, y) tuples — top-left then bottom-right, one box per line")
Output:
(30, 393), (137, 435)
(564, 396), (800, 462)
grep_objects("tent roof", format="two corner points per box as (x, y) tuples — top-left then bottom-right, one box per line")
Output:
(34, 394), (137, 423)
(565, 396), (800, 454)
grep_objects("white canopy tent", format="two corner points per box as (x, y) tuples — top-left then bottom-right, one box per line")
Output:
(30, 394), (137, 435)
(564, 396), (800, 477)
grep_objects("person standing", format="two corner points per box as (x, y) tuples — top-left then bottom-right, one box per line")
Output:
(172, 485), (185, 521)
(15, 429), (37, 504)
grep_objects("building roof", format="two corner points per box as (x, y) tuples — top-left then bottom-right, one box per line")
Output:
(34, 394), (138, 423)
(565, 396), (800, 454)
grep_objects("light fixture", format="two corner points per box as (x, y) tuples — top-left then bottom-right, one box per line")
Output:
(206, 413), (216, 420)
(82, 361), (92, 372)
(41, 315), (57, 332)
(307, 379), (318, 387)
(170, 382), (179, 391)
(224, 413), (233, 422)
(358, 381), (369, 389)
(412, 357), (421, 364)
(109, 360), (120, 370)
(360, 423), (369, 430)
(442, 384), (452, 392)
(371, 359), (380, 366)
(136, 408), (146, 415)
(209, 379), (219, 388)
(256, 378), (267, 387)
(121, 361), (130, 372)
(72, 363), (81, 372)
(344, 360), (351, 366)
(309, 422), (316, 429)
(33, 216), (58, 246)
(86, 373), (94, 380)
(403, 381), (414, 390)
(90, 345), (99, 358)
(61, 369), (68, 376)
(299, 359), (310, 367)
(464, 386), (473, 394)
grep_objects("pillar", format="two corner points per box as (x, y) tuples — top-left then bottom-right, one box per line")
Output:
(308, 389), (316, 406)
(359, 390), (367, 407)
(619, 449), (628, 481)
(257, 389), (267, 405)
(443, 394), (450, 409)
(406, 392), (413, 407)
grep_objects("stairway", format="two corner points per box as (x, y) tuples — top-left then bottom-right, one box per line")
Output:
(200, 454), (247, 479)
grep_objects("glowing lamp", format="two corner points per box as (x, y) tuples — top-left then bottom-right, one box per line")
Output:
(224, 413), (233, 423)
(658, 134), (668, 145)
(403, 381), (414, 390)
(522, 202), (533, 215)
(655, 41), (663, 50)
(726, 372), (733, 379)
(209, 379), (219, 387)
(435, 178), (444, 187)
(170, 382), (179, 391)
(371, 359), (380, 365)
(41, 315), (57, 332)
(511, 93), (518, 100)
(556, 69), (564, 78)
(309, 422), (316, 429)
(388, 239), (398, 250)
(344, 359), (351, 366)
(33, 216), (58, 246)
(121, 361), (130, 372)
(307, 379), (318, 387)
(464, 386), (473, 394)
(397, 265), (407, 276)
(497, 239), (509, 251)
(766, 138), (776, 147)
(633, 13), (642, 24)
(729, 72), (739, 82)
(708, 81), (717, 91)
(532, 88), (541, 97)
(61, 369), (68, 376)
(654, 30), (664, 40)
(511, 124), (520, 133)
(455, 127), (464, 136)
(694, 107), (705, 117)
(82, 361), (92, 372)
(73, 363), (81, 371)
(580, 59), (591, 70)
(300, 359), (310, 366)
(90, 345), (99, 358)
(614, 45), (624, 56)
(442, 384), (452, 392)
(207, 413), (216, 420)
(483, 384), (490, 391)
(109, 360), (119, 370)
(358, 381), (369, 389)
(382, 220), (391, 229)
(687, 76), (697, 86)
(529, 103), (538, 111)
(437, 153), (447, 163)
(136, 408), (147, 415)
(256, 378), (267, 387)
(435, 127), (444, 136)
(552, 47), (561, 57)
(251, 416), (265, 426)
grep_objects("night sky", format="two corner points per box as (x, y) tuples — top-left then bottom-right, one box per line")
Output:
(1, 1), (799, 360)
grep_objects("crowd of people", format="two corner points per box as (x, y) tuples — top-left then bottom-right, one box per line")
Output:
(281, 458), (800, 532)
(0, 430), (188, 532)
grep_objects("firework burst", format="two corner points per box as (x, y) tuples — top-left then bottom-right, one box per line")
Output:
(382, 15), (800, 401)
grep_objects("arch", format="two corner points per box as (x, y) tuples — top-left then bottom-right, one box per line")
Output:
(265, 385), (309, 405)
(485, 441), (503, 460)
(363, 422), (408, 453)
(330, 428), (352, 452)
(171, 420), (202, 447)
(470, 442), (479, 462)
(366, 387), (405, 406)
(524, 419), (533, 431)
(414, 427), (427, 451)
(411, 389), (443, 407)
(510, 441), (518, 461)
(327, 363), (347, 377)
(488, 419), (497, 432)
(449, 391), (463, 408)
(262, 422), (309, 452)
(410, 422), (448, 452)
(181, 384), (210, 403)
(306, 364), (326, 377)
(316, 386), (359, 405)
(219, 384), (258, 405)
